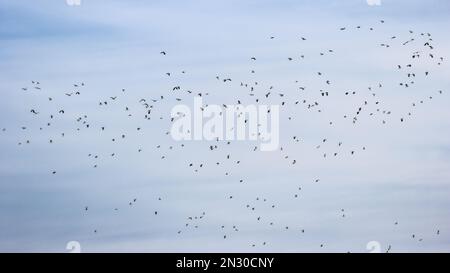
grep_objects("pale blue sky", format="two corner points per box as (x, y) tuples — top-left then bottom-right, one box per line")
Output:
(0, 0), (449, 252)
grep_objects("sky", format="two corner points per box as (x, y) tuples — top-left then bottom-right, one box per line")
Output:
(0, 0), (449, 252)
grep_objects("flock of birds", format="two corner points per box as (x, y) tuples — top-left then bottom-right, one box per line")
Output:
(1, 19), (447, 252)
